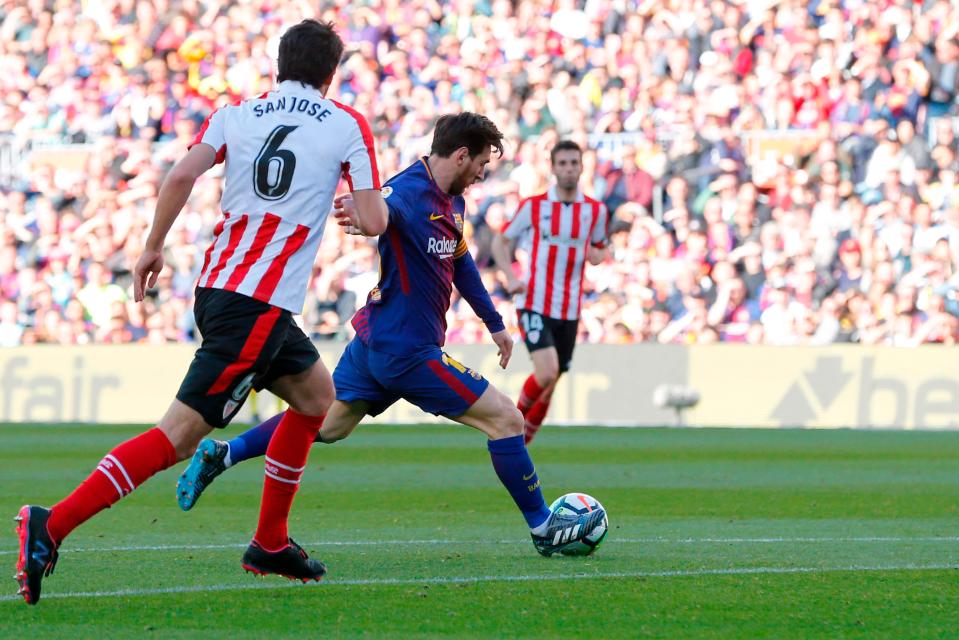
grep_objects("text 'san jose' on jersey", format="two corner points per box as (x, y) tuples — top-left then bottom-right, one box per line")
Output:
(192, 81), (380, 312)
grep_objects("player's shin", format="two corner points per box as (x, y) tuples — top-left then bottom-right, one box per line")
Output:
(487, 435), (552, 531)
(523, 393), (553, 444)
(224, 409), (330, 468)
(226, 411), (286, 467)
(47, 427), (177, 543)
(253, 408), (325, 550)
(517, 374), (545, 415)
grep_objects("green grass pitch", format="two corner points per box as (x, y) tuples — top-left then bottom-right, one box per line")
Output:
(0, 424), (957, 638)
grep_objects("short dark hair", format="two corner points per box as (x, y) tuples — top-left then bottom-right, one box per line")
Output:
(277, 20), (344, 89)
(430, 112), (505, 159)
(550, 140), (582, 164)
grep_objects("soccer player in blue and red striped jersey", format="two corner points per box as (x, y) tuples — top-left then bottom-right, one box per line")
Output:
(179, 113), (605, 557)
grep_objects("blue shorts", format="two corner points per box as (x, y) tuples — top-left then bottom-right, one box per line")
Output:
(332, 338), (489, 417)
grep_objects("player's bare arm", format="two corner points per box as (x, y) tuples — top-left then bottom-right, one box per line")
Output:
(133, 144), (216, 301)
(491, 233), (526, 295)
(333, 190), (387, 236)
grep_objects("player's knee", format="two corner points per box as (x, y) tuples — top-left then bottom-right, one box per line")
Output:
(159, 418), (208, 462)
(319, 421), (350, 443)
(495, 400), (524, 439)
(288, 388), (334, 418)
(536, 368), (559, 388)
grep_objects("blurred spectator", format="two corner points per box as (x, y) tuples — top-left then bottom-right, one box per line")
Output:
(0, 0), (957, 347)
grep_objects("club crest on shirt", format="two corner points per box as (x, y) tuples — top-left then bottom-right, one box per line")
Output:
(381, 186), (393, 198)
(453, 212), (464, 230)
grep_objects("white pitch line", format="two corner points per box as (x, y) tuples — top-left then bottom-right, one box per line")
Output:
(0, 563), (955, 603)
(618, 536), (959, 544)
(1, 535), (957, 557)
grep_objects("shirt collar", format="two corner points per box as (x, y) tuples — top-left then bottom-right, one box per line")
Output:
(276, 80), (324, 97)
(419, 157), (452, 202)
(547, 184), (583, 203)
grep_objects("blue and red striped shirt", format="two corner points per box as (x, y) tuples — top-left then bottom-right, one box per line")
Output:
(352, 158), (505, 355)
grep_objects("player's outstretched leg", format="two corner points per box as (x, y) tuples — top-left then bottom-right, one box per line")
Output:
(14, 417), (184, 604)
(453, 384), (605, 556)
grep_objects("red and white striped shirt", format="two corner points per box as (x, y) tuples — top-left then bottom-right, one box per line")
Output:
(501, 186), (608, 321)
(191, 81), (379, 312)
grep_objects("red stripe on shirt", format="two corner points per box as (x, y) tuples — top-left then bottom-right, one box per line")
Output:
(573, 202), (602, 318)
(252, 223), (310, 303)
(526, 197), (544, 308)
(388, 226), (410, 294)
(206, 306), (282, 396)
(224, 213), (281, 292)
(198, 213), (229, 284)
(341, 162), (354, 191)
(588, 200), (606, 248)
(330, 100), (380, 189)
(351, 307), (372, 341)
(560, 202), (582, 319)
(204, 214), (249, 288)
(190, 109), (218, 149)
(542, 201), (562, 317)
(501, 197), (532, 234)
(426, 360), (479, 404)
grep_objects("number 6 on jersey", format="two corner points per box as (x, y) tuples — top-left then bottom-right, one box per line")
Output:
(254, 125), (298, 200)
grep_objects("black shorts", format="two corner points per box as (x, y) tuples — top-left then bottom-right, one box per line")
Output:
(176, 287), (319, 428)
(517, 309), (579, 373)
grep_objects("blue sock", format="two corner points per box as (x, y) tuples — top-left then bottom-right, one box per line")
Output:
(228, 411), (328, 465)
(226, 412), (285, 466)
(487, 435), (551, 529)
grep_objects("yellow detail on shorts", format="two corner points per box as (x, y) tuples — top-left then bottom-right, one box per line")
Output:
(441, 353), (468, 373)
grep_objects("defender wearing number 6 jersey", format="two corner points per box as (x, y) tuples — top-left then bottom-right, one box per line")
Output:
(13, 19), (388, 604)
(491, 141), (609, 444)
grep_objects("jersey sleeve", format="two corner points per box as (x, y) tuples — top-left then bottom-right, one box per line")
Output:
(453, 249), (505, 333)
(591, 203), (609, 248)
(334, 102), (381, 191)
(189, 108), (227, 164)
(384, 188), (407, 228)
(501, 198), (534, 240)
(453, 238), (469, 259)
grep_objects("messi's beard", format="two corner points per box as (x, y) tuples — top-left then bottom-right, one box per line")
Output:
(448, 172), (472, 196)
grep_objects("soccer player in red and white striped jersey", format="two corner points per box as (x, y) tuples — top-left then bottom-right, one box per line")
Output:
(492, 141), (608, 444)
(14, 20), (388, 603)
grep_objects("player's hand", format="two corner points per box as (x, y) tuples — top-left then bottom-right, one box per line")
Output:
(333, 193), (362, 235)
(133, 248), (164, 302)
(490, 329), (513, 369)
(504, 277), (526, 296)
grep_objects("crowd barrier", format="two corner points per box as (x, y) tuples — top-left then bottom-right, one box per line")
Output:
(0, 344), (955, 429)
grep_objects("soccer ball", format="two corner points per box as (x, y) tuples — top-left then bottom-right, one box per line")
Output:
(549, 493), (608, 556)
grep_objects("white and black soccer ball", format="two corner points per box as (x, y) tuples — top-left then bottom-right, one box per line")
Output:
(548, 493), (609, 556)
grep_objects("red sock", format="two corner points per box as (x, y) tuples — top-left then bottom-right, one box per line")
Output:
(47, 427), (177, 544)
(254, 408), (324, 551)
(524, 395), (553, 445)
(517, 375), (545, 415)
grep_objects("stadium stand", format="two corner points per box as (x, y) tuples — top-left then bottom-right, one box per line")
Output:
(1, 0), (958, 346)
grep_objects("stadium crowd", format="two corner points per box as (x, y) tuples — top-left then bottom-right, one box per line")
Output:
(1, 0), (959, 347)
